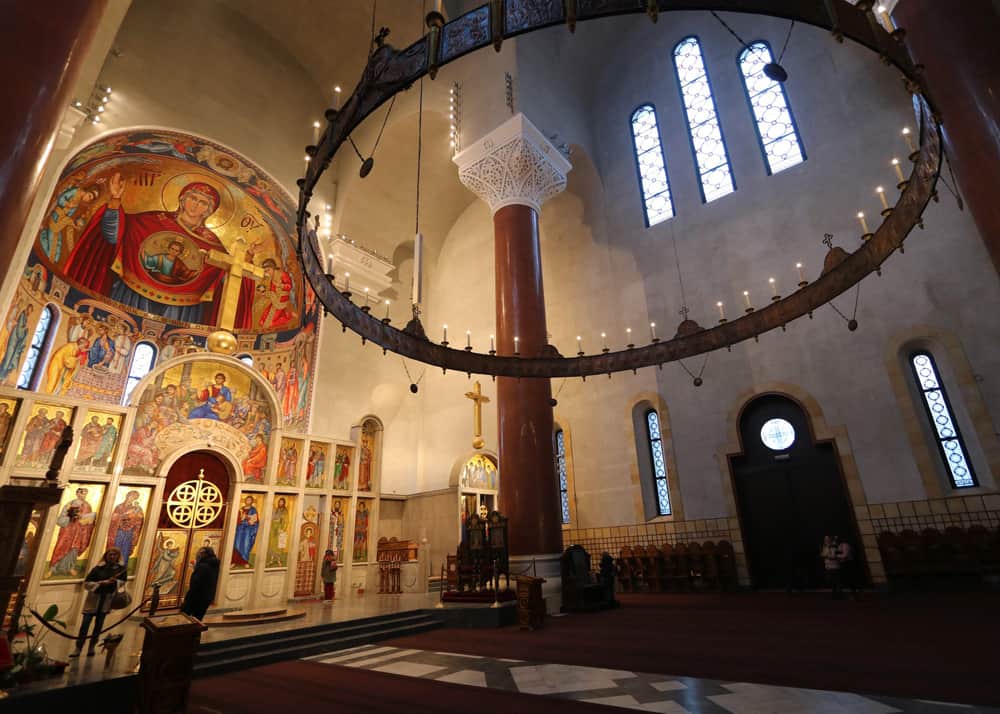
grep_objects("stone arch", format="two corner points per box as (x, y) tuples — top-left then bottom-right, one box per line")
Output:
(625, 391), (684, 522)
(448, 450), (499, 490)
(884, 325), (999, 496)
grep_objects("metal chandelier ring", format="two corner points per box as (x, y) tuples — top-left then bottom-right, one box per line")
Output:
(296, 0), (941, 379)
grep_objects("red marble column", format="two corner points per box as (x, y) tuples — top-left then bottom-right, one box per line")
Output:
(894, 0), (1000, 276)
(494, 204), (561, 557)
(0, 1), (107, 284)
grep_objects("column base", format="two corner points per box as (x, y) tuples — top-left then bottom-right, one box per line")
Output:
(510, 552), (562, 615)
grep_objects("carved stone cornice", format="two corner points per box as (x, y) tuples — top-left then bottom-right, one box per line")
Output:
(453, 113), (572, 214)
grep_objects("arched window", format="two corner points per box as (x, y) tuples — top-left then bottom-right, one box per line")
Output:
(237, 353), (254, 367)
(630, 104), (675, 226)
(16, 305), (57, 389)
(909, 352), (978, 489)
(673, 36), (735, 203)
(738, 41), (805, 175)
(554, 428), (570, 524)
(645, 410), (672, 515)
(122, 342), (157, 405)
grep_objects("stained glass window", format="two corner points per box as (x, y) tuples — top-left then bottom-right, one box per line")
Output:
(16, 306), (56, 389)
(673, 37), (735, 203)
(646, 410), (672, 516)
(760, 418), (796, 451)
(738, 41), (805, 175)
(555, 428), (570, 524)
(909, 352), (977, 489)
(630, 104), (675, 226)
(123, 342), (156, 405)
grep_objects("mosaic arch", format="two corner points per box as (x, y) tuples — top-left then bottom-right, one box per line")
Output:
(123, 354), (280, 478)
(2, 129), (319, 431)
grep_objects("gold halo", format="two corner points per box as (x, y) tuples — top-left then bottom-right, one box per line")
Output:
(160, 172), (235, 229)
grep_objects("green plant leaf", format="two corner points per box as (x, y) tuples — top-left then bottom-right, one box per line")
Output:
(41, 604), (59, 621)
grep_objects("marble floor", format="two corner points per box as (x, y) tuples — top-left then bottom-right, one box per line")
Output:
(305, 644), (998, 714)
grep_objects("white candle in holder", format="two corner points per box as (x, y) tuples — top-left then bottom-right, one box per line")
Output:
(743, 290), (751, 308)
(466, 330), (471, 348)
(717, 301), (725, 320)
(490, 334), (495, 352)
(796, 263), (804, 283)
(312, 120), (320, 145)
(650, 322), (657, 340)
(443, 324), (448, 343)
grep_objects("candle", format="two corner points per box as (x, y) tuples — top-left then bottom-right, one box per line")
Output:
(384, 299), (390, 319)
(717, 301), (725, 320)
(769, 277), (777, 297)
(876, 5), (895, 30)
(490, 334), (495, 352)
(326, 254), (334, 274)
(434, 0), (442, 13)
(364, 286), (370, 306)
(576, 335), (583, 352)
(344, 272), (350, 293)
(601, 332), (608, 350)
(466, 330), (471, 348)
(891, 158), (906, 183)
(649, 322), (657, 341)
(333, 85), (342, 110)
(443, 324), (448, 343)
(743, 290), (751, 308)
(514, 336), (520, 353)
(876, 186), (889, 210)
(312, 120), (320, 145)
(857, 211), (870, 234)
(304, 155), (311, 174)
(796, 263), (804, 283)
(901, 127), (916, 153)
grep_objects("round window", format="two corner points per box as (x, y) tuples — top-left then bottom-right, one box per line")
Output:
(760, 418), (796, 451)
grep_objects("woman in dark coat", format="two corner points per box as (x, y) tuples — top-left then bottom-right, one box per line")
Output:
(181, 546), (220, 620)
(72, 547), (127, 657)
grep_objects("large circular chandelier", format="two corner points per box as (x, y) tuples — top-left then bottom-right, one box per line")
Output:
(296, 0), (941, 379)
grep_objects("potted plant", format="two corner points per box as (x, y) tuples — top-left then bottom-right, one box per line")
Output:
(2, 605), (70, 686)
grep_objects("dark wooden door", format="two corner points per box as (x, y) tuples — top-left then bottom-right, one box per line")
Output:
(731, 395), (862, 590)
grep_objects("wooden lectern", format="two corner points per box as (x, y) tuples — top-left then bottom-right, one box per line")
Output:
(516, 575), (546, 630)
(136, 614), (207, 714)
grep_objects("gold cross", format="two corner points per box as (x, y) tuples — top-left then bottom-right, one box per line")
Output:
(464, 381), (490, 450)
(203, 237), (264, 330)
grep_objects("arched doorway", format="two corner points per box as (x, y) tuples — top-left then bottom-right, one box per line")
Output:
(457, 453), (499, 540)
(142, 451), (231, 609)
(729, 394), (864, 590)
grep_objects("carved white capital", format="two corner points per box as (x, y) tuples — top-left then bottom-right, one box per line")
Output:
(453, 113), (572, 215)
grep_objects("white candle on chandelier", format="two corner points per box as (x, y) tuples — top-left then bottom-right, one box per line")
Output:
(876, 5), (896, 31)
(443, 324), (448, 343)
(364, 286), (370, 306)
(876, 186), (889, 210)
(901, 126), (916, 154)
(891, 157), (906, 183)
(743, 290), (752, 309)
(304, 155), (311, 174)
(433, 0), (442, 14)
(857, 211), (870, 234)
(717, 301), (725, 320)
(344, 272), (350, 293)
(626, 328), (632, 344)
(466, 330), (471, 348)
(490, 334), (495, 352)
(326, 254), (334, 274)
(649, 322), (657, 340)
(576, 335), (582, 353)
(513, 336), (520, 352)
(601, 332), (608, 350)
(769, 277), (777, 297)
(796, 263), (805, 283)
(384, 299), (391, 319)
(333, 85), (342, 110)
(312, 120), (320, 145)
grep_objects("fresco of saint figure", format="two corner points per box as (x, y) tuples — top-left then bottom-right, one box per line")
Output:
(46, 485), (103, 579)
(231, 494), (261, 568)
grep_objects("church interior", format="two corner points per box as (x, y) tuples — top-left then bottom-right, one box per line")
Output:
(1, 0), (998, 712)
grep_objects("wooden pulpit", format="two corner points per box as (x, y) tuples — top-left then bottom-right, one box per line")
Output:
(136, 613), (207, 714)
(516, 575), (546, 630)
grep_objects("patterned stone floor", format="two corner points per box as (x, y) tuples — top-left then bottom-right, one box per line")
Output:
(305, 644), (997, 713)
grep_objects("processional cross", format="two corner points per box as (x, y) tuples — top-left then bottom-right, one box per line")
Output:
(203, 237), (264, 330)
(464, 381), (490, 450)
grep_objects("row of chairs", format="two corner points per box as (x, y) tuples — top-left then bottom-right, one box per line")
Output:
(615, 541), (738, 592)
(878, 525), (1000, 588)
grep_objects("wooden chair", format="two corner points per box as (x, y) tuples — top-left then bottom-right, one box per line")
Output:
(687, 541), (704, 589)
(658, 543), (675, 592)
(878, 532), (906, 588)
(617, 547), (634, 592)
(716, 540), (737, 591)
(560, 545), (610, 611)
(673, 543), (690, 591)
(625, 547), (644, 592)
(702, 541), (720, 590)
(642, 545), (661, 592)
(900, 529), (929, 587)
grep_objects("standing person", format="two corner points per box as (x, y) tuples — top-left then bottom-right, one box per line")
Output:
(180, 546), (220, 620)
(836, 535), (858, 598)
(321, 549), (338, 603)
(821, 535), (842, 599)
(71, 547), (126, 657)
